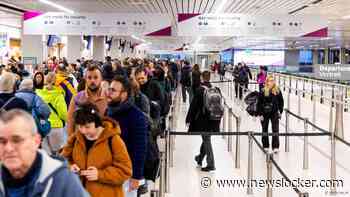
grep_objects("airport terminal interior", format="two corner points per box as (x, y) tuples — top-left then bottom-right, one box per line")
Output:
(1, 0), (350, 197)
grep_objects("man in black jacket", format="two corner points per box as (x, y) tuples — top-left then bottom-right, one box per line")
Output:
(185, 71), (220, 172)
(180, 61), (192, 103)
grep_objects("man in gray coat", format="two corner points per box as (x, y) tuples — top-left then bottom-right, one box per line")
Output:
(0, 109), (89, 197)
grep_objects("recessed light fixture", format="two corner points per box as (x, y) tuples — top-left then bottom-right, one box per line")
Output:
(39, 0), (74, 14)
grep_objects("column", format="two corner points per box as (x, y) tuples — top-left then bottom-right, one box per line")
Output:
(93, 36), (105, 62)
(22, 35), (44, 64)
(67, 36), (82, 63)
(325, 48), (329, 64)
(340, 48), (347, 64)
(312, 49), (318, 65)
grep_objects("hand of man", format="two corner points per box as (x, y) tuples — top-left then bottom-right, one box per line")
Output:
(81, 166), (98, 181)
(128, 178), (140, 192)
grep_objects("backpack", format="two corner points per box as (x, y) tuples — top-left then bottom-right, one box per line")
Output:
(0, 97), (17, 114)
(202, 86), (224, 121)
(157, 80), (172, 116)
(31, 96), (51, 138)
(244, 91), (260, 116)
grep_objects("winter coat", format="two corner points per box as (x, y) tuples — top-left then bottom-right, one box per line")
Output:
(15, 90), (51, 119)
(106, 100), (148, 180)
(185, 82), (221, 133)
(61, 118), (131, 197)
(257, 72), (267, 85)
(67, 88), (108, 136)
(191, 71), (201, 90)
(180, 65), (192, 87)
(55, 72), (77, 107)
(36, 87), (67, 128)
(0, 93), (28, 111)
(257, 90), (284, 116)
(0, 150), (89, 197)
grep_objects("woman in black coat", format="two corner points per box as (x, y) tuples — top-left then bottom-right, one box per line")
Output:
(257, 75), (284, 153)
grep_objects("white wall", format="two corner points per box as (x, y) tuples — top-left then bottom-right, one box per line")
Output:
(67, 36), (82, 63)
(22, 35), (44, 64)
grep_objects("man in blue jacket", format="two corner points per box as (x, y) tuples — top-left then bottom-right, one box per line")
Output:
(106, 76), (148, 197)
(0, 109), (89, 197)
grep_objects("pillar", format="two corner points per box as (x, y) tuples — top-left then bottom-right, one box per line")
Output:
(22, 35), (44, 64)
(325, 48), (329, 64)
(93, 36), (105, 62)
(67, 36), (82, 63)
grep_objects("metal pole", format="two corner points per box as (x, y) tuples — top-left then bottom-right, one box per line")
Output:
(312, 95), (316, 131)
(332, 85), (335, 107)
(299, 193), (309, 197)
(311, 81), (314, 101)
(227, 108), (233, 152)
(289, 76), (292, 94)
(345, 87), (348, 112)
(330, 128), (337, 194)
(266, 153), (273, 197)
(302, 79), (305, 98)
(295, 79), (298, 95)
(303, 118), (309, 170)
(235, 117), (241, 168)
(298, 89), (301, 120)
(247, 132), (254, 195)
(222, 107), (227, 139)
(159, 152), (165, 197)
(329, 103), (333, 139)
(320, 85), (324, 104)
(283, 76), (286, 91)
(285, 111), (290, 152)
(170, 134), (174, 168)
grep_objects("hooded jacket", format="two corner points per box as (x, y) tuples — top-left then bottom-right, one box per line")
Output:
(106, 100), (148, 180)
(15, 90), (51, 119)
(55, 71), (77, 107)
(36, 87), (67, 128)
(61, 118), (132, 197)
(0, 150), (89, 197)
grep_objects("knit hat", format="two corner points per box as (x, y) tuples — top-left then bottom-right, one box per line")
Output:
(19, 78), (34, 91)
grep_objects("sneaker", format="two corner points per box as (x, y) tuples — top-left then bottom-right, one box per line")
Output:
(264, 148), (270, 153)
(201, 166), (216, 172)
(137, 184), (148, 195)
(273, 148), (279, 154)
(195, 155), (202, 167)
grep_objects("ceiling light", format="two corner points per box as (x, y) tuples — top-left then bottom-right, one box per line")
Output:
(343, 15), (350, 20)
(215, 0), (228, 14)
(39, 0), (74, 14)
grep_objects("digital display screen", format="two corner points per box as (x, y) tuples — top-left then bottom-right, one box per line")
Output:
(299, 50), (313, 65)
(234, 50), (285, 66)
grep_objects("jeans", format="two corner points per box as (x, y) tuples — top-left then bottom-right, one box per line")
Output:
(182, 85), (192, 103)
(261, 113), (280, 149)
(197, 135), (215, 168)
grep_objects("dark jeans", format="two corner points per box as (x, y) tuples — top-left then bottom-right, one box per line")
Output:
(237, 83), (244, 100)
(261, 113), (280, 149)
(182, 85), (192, 103)
(198, 135), (215, 168)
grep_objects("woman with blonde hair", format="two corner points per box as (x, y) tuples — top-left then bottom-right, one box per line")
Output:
(257, 75), (284, 153)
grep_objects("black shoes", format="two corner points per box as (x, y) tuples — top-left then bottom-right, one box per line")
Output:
(201, 166), (216, 172)
(195, 155), (202, 167)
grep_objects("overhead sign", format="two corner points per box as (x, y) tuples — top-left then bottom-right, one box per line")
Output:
(23, 12), (172, 36)
(178, 14), (328, 37)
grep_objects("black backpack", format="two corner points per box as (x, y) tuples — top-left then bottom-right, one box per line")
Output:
(202, 86), (224, 121)
(181, 67), (191, 87)
(244, 91), (260, 116)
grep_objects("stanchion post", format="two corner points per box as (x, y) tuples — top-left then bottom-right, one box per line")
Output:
(150, 190), (160, 197)
(299, 193), (309, 197)
(320, 85), (324, 104)
(235, 116), (241, 168)
(332, 85), (335, 107)
(227, 108), (233, 152)
(303, 118), (309, 170)
(285, 111), (290, 152)
(247, 132), (254, 195)
(311, 81), (314, 101)
(298, 89), (301, 120)
(159, 152), (165, 197)
(312, 95), (316, 131)
(289, 76), (292, 94)
(329, 103), (333, 140)
(266, 153), (273, 197)
(295, 79), (298, 95)
(302, 79), (305, 98)
(330, 127), (337, 194)
(345, 87), (348, 112)
(222, 106), (227, 139)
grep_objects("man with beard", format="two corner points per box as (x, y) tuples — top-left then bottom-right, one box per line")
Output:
(67, 64), (108, 136)
(106, 76), (148, 197)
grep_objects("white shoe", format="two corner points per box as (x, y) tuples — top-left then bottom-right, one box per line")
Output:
(273, 149), (279, 154)
(264, 148), (270, 153)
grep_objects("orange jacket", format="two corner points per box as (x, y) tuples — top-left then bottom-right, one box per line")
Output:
(61, 118), (132, 197)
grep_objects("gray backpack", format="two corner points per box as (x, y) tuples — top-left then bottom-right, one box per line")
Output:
(202, 86), (224, 121)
